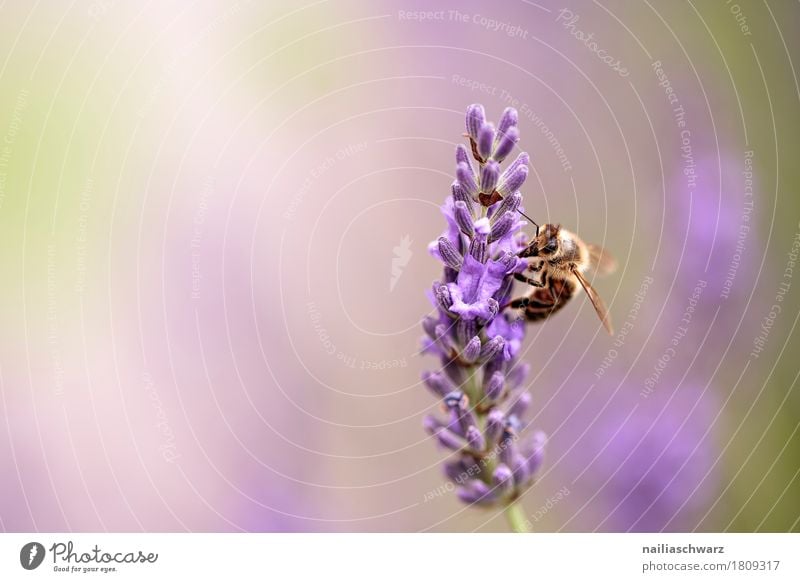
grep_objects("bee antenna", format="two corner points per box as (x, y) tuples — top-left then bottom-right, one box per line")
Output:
(515, 208), (540, 238)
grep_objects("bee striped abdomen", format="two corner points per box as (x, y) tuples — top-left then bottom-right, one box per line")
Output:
(524, 277), (576, 322)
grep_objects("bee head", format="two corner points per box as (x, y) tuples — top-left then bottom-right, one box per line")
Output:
(537, 224), (561, 256)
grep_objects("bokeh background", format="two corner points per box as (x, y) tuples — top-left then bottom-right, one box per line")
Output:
(0, 0), (798, 532)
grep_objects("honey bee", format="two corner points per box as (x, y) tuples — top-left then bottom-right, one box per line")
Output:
(507, 223), (617, 335)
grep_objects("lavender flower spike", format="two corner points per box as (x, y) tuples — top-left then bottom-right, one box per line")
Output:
(421, 104), (545, 531)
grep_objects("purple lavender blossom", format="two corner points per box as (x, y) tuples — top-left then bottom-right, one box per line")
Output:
(576, 380), (718, 532)
(422, 104), (545, 530)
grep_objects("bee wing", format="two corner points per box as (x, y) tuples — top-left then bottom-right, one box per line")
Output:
(586, 243), (617, 277)
(572, 266), (614, 335)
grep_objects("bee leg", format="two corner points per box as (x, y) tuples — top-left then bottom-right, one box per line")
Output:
(514, 273), (539, 287)
(507, 296), (530, 309)
(501, 295), (530, 317)
(514, 270), (547, 288)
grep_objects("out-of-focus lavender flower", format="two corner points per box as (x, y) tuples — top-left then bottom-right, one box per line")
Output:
(422, 105), (545, 528)
(579, 381), (718, 532)
(667, 154), (758, 359)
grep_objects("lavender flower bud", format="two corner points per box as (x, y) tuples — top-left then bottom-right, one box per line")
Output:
(469, 242), (486, 264)
(485, 409), (506, 446)
(458, 409), (480, 438)
(457, 480), (494, 505)
(480, 160), (500, 194)
(454, 201), (474, 237)
(465, 104), (485, 140)
(443, 392), (480, 438)
(444, 459), (468, 482)
(422, 315), (438, 339)
(438, 237), (463, 271)
(434, 324), (455, 355)
(466, 425), (486, 451)
(505, 151), (529, 176)
(477, 122), (495, 160)
(461, 455), (481, 477)
(483, 298), (500, 323)
(469, 218), (490, 263)
(479, 335), (506, 362)
(498, 164), (528, 197)
(525, 431), (546, 476)
(435, 285), (453, 311)
(509, 391), (532, 419)
(491, 192), (521, 224)
(456, 162), (479, 198)
(422, 371), (451, 398)
(498, 433), (516, 465)
(493, 463), (514, 496)
(455, 144), (474, 172)
(423, 414), (443, 435)
(497, 107), (518, 134)
(442, 360), (464, 386)
(510, 453), (530, 487)
(482, 356), (502, 384)
(446, 408), (465, 437)
(461, 336), (481, 364)
(489, 212), (514, 243)
(435, 427), (466, 451)
(451, 181), (474, 217)
(492, 125), (519, 163)
(456, 318), (476, 346)
(507, 363), (530, 389)
(485, 371), (505, 401)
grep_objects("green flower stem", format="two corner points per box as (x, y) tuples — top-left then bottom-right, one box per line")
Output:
(463, 366), (480, 406)
(504, 499), (530, 533)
